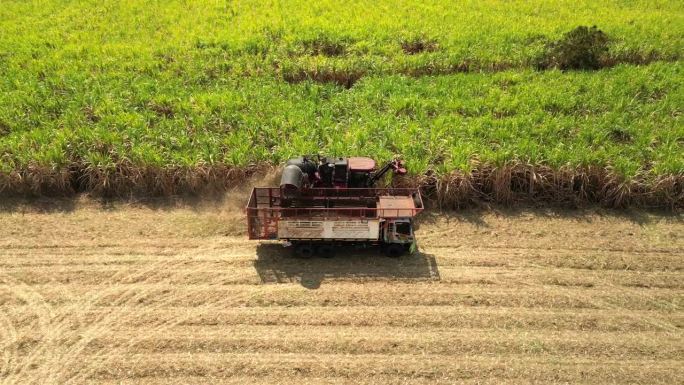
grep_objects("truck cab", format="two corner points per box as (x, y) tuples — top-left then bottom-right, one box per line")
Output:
(383, 218), (416, 257)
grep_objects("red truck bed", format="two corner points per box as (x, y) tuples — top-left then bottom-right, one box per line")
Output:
(245, 187), (423, 240)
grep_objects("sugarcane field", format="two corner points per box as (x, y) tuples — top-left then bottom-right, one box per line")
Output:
(0, 1), (682, 384)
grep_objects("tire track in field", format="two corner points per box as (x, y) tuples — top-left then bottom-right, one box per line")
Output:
(48, 258), (197, 385)
(0, 309), (18, 378)
(10, 305), (678, 333)
(87, 353), (683, 383)
(521, 256), (682, 333)
(3, 255), (191, 385)
(583, 275), (682, 332)
(8, 264), (681, 289)
(63, 258), (265, 384)
(7, 281), (680, 311)
(57, 259), (198, 383)
(12, 242), (250, 384)
(0, 270), (54, 383)
(78, 326), (682, 360)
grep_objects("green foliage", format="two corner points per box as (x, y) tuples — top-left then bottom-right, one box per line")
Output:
(537, 26), (610, 70)
(0, 0), (682, 181)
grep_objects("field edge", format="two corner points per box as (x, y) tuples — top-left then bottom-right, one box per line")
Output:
(1, 163), (681, 209)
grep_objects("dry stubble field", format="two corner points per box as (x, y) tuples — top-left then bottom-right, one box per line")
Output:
(0, 193), (682, 384)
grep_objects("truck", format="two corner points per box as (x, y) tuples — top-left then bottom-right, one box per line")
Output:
(245, 156), (424, 258)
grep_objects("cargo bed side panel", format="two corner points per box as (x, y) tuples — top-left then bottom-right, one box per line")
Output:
(278, 219), (380, 240)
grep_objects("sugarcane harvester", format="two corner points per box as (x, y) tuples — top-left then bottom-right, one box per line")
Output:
(246, 156), (424, 258)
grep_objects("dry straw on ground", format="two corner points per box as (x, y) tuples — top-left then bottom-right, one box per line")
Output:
(0, 201), (681, 384)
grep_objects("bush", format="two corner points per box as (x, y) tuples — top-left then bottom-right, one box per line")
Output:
(537, 26), (610, 70)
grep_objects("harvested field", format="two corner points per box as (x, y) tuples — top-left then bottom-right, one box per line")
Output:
(0, 195), (682, 384)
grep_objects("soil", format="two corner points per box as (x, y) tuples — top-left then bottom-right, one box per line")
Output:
(0, 193), (682, 384)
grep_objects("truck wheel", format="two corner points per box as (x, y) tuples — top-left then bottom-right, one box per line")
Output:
(317, 244), (335, 258)
(384, 244), (405, 258)
(294, 244), (315, 259)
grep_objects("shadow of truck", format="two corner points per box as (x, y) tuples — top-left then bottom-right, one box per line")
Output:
(254, 243), (440, 289)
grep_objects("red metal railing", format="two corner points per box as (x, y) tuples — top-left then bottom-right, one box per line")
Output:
(245, 187), (423, 240)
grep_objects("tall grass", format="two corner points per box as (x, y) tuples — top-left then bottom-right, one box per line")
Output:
(2, 64), (680, 175)
(0, 0), (682, 204)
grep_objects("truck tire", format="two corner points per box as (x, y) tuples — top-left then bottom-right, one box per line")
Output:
(384, 243), (405, 258)
(317, 244), (335, 258)
(294, 243), (315, 259)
